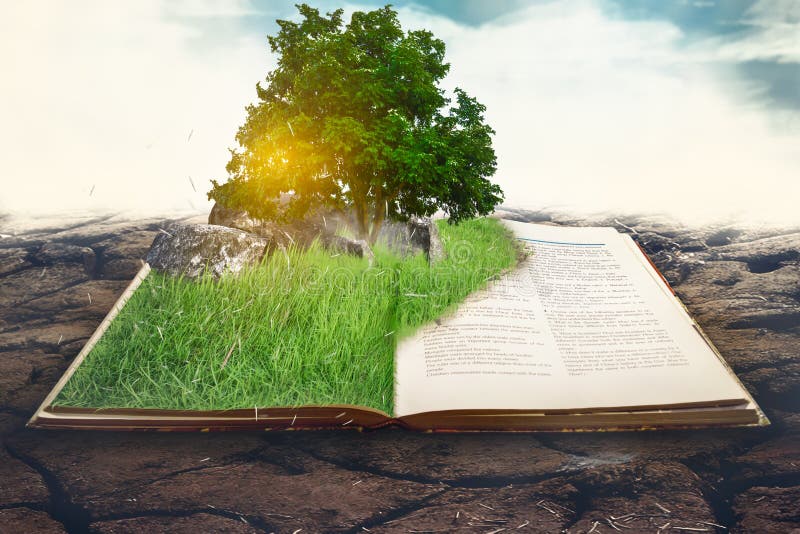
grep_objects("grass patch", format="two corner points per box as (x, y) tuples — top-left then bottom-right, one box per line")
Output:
(54, 217), (518, 414)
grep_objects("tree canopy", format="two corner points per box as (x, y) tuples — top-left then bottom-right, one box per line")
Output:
(208, 4), (503, 243)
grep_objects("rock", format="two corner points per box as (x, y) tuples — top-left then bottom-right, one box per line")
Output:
(702, 327), (799, 379)
(740, 363), (800, 410)
(364, 480), (576, 533)
(0, 349), (67, 412)
(648, 249), (711, 286)
(729, 433), (800, 487)
(709, 232), (800, 270)
(733, 486), (800, 533)
(631, 231), (681, 253)
(93, 230), (154, 279)
(146, 224), (269, 280)
(32, 242), (96, 275)
(681, 239), (708, 252)
(84, 458), (438, 532)
(208, 202), (316, 248)
(5, 430), (441, 534)
(675, 259), (800, 335)
(408, 216), (445, 263)
(208, 202), (445, 262)
(377, 216), (445, 263)
(0, 508), (66, 533)
(0, 264), (92, 312)
(208, 202), (268, 236)
(568, 461), (719, 533)
(322, 235), (374, 262)
(98, 257), (143, 280)
(0, 412), (26, 437)
(542, 427), (761, 468)
(279, 428), (573, 482)
(323, 216), (445, 263)
(0, 448), (50, 505)
(0, 247), (31, 276)
(91, 514), (259, 534)
(0, 315), (99, 352)
(704, 227), (742, 246)
(14, 279), (125, 332)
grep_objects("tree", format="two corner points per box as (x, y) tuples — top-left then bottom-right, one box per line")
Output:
(208, 4), (503, 244)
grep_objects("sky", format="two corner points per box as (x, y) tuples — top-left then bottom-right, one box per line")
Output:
(1, 0), (798, 226)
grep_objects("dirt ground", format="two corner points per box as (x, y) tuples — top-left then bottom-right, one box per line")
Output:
(1, 210), (798, 533)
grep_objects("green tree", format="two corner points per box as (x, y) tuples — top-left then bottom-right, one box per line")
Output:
(209, 4), (503, 244)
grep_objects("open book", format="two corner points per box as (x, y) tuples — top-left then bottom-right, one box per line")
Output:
(28, 220), (766, 431)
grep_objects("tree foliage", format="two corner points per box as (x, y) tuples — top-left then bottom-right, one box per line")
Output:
(208, 4), (503, 243)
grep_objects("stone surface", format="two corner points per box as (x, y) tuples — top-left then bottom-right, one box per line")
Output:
(0, 264), (91, 314)
(412, 216), (446, 263)
(209, 201), (446, 262)
(208, 202), (268, 236)
(733, 486), (800, 533)
(92, 230), (153, 279)
(146, 223), (269, 279)
(378, 216), (446, 263)
(31, 242), (96, 276)
(0, 447), (50, 505)
(91, 513), (260, 533)
(276, 429), (574, 482)
(321, 234), (375, 262)
(567, 461), (719, 533)
(208, 201), (317, 248)
(0, 209), (798, 532)
(0, 247), (32, 277)
(367, 480), (578, 533)
(0, 349), (67, 413)
(0, 508), (66, 533)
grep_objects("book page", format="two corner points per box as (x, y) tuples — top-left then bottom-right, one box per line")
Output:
(394, 221), (748, 417)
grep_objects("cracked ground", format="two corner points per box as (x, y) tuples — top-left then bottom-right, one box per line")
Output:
(1, 210), (798, 533)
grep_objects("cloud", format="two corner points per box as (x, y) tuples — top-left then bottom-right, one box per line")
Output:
(0, 0), (797, 226)
(392, 0), (800, 225)
(165, 0), (263, 18)
(0, 0), (272, 217)
(687, 0), (800, 63)
(398, 0), (531, 26)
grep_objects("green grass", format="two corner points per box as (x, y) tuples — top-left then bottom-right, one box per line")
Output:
(54, 217), (518, 414)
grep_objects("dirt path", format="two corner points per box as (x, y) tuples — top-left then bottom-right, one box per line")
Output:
(1, 211), (798, 533)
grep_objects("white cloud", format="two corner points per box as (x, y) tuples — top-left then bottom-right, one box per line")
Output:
(0, 0), (798, 226)
(165, 0), (263, 18)
(745, 0), (800, 26)
(0, 0), (272, 217)
(394, 0), (800, 225)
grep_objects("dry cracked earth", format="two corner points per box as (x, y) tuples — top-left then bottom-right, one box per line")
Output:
(0, 209), (798, 533)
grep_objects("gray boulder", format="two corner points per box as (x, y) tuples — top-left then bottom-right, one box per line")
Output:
(322, 235), (374, 263)
(378, 216), (445, 264)
(207, 202), (445, 263)
(208, 202), (325, 249)
(408, 216), (445, 263)
(208, 203), (280, 240)
(146, 224), (269, 280)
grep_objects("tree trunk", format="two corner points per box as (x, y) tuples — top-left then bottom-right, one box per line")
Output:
(354, 199), (369, 242)
(368, 189), (385, 245)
